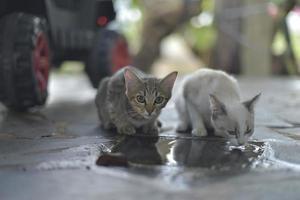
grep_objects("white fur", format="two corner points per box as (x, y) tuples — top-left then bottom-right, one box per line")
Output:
(175, 68), (259, 145)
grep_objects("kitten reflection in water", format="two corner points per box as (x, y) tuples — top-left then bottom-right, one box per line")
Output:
(109, 136), (264, 170)
(111, 136), (163, 165)
(171, 139), (264, 170)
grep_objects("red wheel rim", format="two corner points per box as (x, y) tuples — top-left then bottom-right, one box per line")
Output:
(33, 33), (50, 93)
(111, 38), (131, 73)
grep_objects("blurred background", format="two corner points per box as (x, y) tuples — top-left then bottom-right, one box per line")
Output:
(0, 0), (300, 110)
(115, 0), (300, 76)
(60, 0), (300, 77)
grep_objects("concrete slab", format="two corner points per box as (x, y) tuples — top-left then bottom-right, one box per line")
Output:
(1, 74), (300, 199)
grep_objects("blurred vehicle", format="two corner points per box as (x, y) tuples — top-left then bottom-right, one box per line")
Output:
(0, 0), (131, 111)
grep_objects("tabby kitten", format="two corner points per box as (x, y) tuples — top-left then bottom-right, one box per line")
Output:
(95, 66), (177, 135)
(175, 68), (260, 145)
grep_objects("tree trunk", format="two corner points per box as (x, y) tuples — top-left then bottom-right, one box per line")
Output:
(133, 0), (201, 72)
(211, 0), (273, 75)
(241, 0), (272, 75)
(210, 0), (243, 74)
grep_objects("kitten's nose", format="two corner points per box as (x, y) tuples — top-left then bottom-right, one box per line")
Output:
(237, 137), (246, 145)
(147, 111), (153, 115)
(146, 106), (155, 115)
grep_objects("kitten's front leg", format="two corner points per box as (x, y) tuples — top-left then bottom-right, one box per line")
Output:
(142, 121), (159, 135)
(175, 96), (191, 133)
(214, 131), (228, 138)
(116, 122), (136, 135)
(101, 121), (114, 130)
(108, 104), (136, 135)
(106, 91), (136, 135)
(192, 128), (207, 137)
(186, 103), (208, 137)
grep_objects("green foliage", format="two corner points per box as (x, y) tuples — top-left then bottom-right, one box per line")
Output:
(122, 21), (142, 53)
(292, 33), (300, 62)
(201, 0), (215, 12)
(272, 30), (300, 63)
(272, 31), (286, 55)
(185, 24), (216, 53)
(115, 0), (143, 53)
(268, 0), (286, 5)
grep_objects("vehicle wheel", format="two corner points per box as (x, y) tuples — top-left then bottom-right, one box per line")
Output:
(0, 13), (50, 111)
(85, 29), (131, 88)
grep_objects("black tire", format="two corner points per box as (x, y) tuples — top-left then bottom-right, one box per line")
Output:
(85, 29), (131, 88)
(0, 13), (51, 111)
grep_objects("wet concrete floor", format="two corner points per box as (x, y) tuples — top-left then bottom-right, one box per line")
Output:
(1, 73), (300, 200)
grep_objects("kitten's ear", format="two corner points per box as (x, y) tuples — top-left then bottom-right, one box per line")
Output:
(209, 94), (227, 115)
(124, 68), (142, 95)
(243, 93), (261, 112)
(160, 71), (178, 95)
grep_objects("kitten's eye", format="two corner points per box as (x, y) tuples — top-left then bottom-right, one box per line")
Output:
(227, 127), (237, 135)
(154, 96), (164, 104)
(136, 95), (145, 103)
(227, 130), (236, 135)
(246, 126), (252, 134)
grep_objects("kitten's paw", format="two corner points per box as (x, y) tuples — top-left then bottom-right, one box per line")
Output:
(149, 126), (159, 135)
(192, 128), (207, 137)
(143, 125), (159, 135)
(118, 125), (136, 135)
(102, 122), (114, 130)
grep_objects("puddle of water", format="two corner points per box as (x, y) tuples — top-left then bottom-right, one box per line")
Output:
(108, 136), (265, 171)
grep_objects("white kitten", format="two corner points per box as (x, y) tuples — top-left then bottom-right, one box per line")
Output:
(175, 68), (260, 145)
